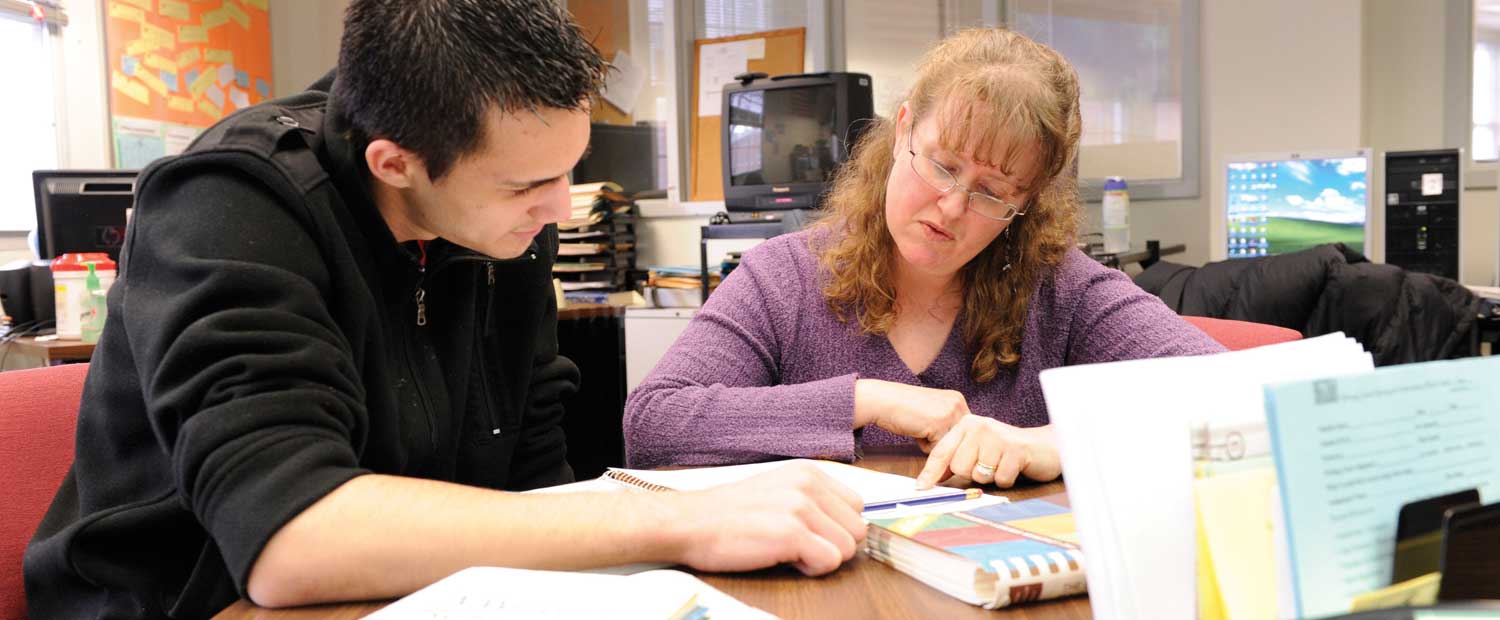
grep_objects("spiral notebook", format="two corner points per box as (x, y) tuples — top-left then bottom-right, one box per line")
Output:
(603, 459), (972, 512)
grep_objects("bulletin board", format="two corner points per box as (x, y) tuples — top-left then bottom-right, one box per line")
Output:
(690, 28), (805, 202)
(103, 0), (274, 169)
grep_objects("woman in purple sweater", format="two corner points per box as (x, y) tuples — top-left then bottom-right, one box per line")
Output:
(624, 28), (1224, 487)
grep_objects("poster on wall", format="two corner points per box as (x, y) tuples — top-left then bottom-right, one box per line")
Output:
(104, 0), (273, 169)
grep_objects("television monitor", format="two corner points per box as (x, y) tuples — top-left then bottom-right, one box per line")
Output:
(32, 169), (138, 261)
(721, 72), (874, 214)
(1224, 150), (1372, 260)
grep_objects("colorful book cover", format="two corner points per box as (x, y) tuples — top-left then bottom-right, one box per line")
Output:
(865, 493), (1086, 608)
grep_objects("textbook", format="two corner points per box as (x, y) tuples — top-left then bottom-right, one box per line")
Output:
(603, 459), (974, 512)
(367, 566), (775, 620)
(864, 493), (1087, 609)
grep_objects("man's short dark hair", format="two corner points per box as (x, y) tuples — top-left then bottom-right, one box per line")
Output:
(335, 0), (607, 180)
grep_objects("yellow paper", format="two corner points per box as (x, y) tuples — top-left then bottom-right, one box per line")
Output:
(189, 66), (216, 97)
(112, 73), (151, 106)
(178, 25), (207, 43)
(125, 38), (158, 57)
(1196, 501), (1227, 620)
(204, 48), (233, 64)
(175, 47), (201, 68)
(1196, 469), (1278, 620)
(1349, 572), (1441, 612)
(143, 53), (176, 73)
(158, 0), (190, 20)
(241, 0), (268, 10)
(141, 22), (176, 50)
(201, 8), (229, 29)
(167, 96), (194, 112)
(197, 99), (222, 119)
(115, 0), (152, 10)
(136, 70), (170, 97)
(1006, 513), (1079, 545)
(221, 1), (249, 28)
(108, 2), (146, 23)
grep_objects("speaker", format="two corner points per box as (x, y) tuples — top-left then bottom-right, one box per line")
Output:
(0, 260), (33, 326)
(28, 260), (55, 326)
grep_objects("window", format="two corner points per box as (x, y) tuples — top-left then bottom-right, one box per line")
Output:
(1006, 0), (1200, 200)
(844, 1), (1000, 117)
(1475, 0), (1500, 162)
(0, 11), (60, 231)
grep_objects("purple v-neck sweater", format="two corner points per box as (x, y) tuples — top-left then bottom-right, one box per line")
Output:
(622, 229), (1225, 468)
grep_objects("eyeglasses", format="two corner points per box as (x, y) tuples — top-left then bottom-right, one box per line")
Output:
(907, 122), (1027, 222)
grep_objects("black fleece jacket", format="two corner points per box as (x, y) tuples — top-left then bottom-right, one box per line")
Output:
(23, 73), (579, 619)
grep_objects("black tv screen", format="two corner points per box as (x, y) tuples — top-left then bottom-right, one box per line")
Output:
(726, 86), (840, 187)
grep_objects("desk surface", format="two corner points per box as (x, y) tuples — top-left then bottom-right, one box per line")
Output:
(214, 447), (1088, 620)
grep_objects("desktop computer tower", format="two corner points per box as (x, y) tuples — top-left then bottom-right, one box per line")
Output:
(1384, 149), (1462, 281)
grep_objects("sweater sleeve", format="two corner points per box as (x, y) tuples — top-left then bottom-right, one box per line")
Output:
(623, 238), (857, 469)
(123, 164), (370, 595)
(1060, 251), (1228, 365)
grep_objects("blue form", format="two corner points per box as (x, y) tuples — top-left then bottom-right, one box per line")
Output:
(255, 78), (271, 99)
(161, 70), (178, 93)
(122, 56), (139, 77)
(235, 70), (250, 89)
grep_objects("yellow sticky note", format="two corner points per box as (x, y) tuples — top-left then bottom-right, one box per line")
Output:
(141, 22), (175, 50)
(178, 25), (208, 43)
(108, 2), (146, 23)
(143, 53), (176, 73)
(241, 0), (268, 10)
(116, 0), (153, 10)
(1349, 572), (1441, 612)
(125, 38), (157, 57)
(204, 48), (233, 64)
(1196, 469), (1279, 620)
(175, 47), (200, 68)
(167, 96), (194, 113)
(197, 99), (222, 119)
(1196, 502), (1227, 620)
(112, 73), (151, 106)
(159, 0), (190, 20)
(221, 1), (249, 28)
(136, 70), (169, 97)
(201, 8), (229, 29)
(189, 66), (216, 97)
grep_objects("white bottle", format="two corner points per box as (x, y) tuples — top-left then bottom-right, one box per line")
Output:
(1102, 176), (1130, 253)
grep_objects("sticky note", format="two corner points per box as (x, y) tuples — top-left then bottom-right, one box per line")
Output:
(222, 1), (249, 28)
(197, 99), (222, 119)
(235, 70), (249, 89)
(122, 56), (140, 77)
(168, 96), (194, 113)
(184, 69), (200, 89)
(137, 70), (169, 97)
(201, 8), (229, 29)
(141, 23), (175, 50)
(204, 84), (225, 108)
(229, 87), (250, 110)
(109, 2), (146, 23)
(115, 0), (152, 9)
(255, 78), (270, 98)
(176, 48), (200, 68)
(189, 67), (215, 97)
(126, 38), (157, 57)
(160, 70), (179, 93)
(242, 0), (268, 10)
(144, 53), (176, 73)
(216, 62), (235, 87)
(1421, 173), (1443, 196)
(112, 73), (151, 105)
(205, 48), (233, 64)
(178, 25), (208, 43)
(159, 0), (190, 20)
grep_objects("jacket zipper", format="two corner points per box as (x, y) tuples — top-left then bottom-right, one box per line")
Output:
(405, 262), (438, 454)
(480, 262), (501, 436)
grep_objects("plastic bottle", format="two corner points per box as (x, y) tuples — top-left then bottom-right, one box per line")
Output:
(52, 253), (115, 340)
(81, 262), (109, 344)
(1102, 176), (1130, 253)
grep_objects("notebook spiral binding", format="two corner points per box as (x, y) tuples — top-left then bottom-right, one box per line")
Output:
(604, 469), (676, 493)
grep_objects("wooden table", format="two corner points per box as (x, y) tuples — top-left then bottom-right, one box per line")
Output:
(0, 335), (95, 370)
(214, 447), (1090, 619)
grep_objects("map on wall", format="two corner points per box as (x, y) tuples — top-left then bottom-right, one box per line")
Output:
(104, 0), (273, 169)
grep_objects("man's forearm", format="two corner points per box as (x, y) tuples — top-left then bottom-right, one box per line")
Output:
(245, 474), (685, 608)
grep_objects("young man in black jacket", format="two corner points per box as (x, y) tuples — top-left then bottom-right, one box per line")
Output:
(24, 1), (865, 617)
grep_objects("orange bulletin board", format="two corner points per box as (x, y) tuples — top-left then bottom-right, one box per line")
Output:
(690, 28), (804, 202)
(104, 0), (273, 169)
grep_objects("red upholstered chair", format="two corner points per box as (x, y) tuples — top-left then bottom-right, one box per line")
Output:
(1182, 316), (1302, 351)
(0, 363), (87, 620)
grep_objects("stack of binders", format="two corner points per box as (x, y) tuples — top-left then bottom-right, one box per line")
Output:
(556, 182), (638, 301)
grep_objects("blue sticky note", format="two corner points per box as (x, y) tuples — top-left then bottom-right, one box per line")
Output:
(235, 70), (250, 89)
(122, 56), (139, 77)
(185, 70), (200, 88)
(161, 70), (178, 93)
(255, 78), (270, 99)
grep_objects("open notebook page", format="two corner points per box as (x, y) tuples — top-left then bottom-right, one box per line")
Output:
(605, 459), (967, 511)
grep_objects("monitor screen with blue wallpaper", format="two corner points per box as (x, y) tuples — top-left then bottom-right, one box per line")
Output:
(1225, 150), (1371, 259)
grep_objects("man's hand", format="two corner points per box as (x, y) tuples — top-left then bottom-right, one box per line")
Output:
(853, 379), (969, 446)
(915, 417), (1061, 489)
(670, 461), (867, 576)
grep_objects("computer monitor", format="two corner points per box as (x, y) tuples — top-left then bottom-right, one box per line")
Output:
(32, 170), (138, 261)
(721, 72), (874, 213)
(573, 123), (662, 195)
(1224, 150), (1373, 260)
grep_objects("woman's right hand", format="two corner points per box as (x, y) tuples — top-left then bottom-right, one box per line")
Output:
(852, 378), (971, 447)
